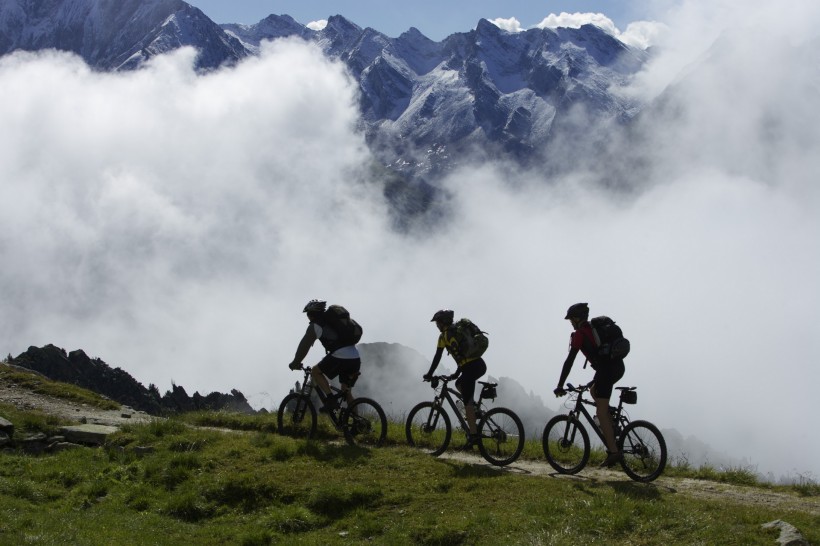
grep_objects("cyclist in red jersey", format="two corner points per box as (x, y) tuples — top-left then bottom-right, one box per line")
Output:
(553, 302), (625, 467)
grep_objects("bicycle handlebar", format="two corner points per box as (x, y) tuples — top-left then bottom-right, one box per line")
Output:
(424, 374), (456, 389)
(564, 383), (590, 393)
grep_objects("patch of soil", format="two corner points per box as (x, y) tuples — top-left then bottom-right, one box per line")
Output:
(440, 451), (820, 516)
(0, 380), (153, 427)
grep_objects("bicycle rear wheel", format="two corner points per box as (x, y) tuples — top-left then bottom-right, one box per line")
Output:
(405, 401), (451, 456)
(542, 414), (590, 474)
(342, 397), (388, 447)
(618, 419), (667, 482)
(277, 393), (317, 439)
(477, 407), (525, 466)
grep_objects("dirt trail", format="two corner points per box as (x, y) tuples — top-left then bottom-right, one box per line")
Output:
(2, 378), (817, 517)
(0, 380), (154, 427)
(441, 451), (820, 516)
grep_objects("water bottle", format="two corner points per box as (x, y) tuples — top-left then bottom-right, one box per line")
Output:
(456, 399), (465, 416)
(593, 415), (600, 428)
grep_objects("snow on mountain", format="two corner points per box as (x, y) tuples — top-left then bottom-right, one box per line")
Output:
(0, 1), (650, 180)
(0, 0), (247, 70)
(221, 14), (311, 54)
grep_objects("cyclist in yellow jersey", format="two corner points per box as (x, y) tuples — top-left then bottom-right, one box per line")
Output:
(424, 309), (488, 449)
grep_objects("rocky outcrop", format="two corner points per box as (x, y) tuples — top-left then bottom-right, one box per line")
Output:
(761, 520), (809, 545)
(9, 344), (255, 416)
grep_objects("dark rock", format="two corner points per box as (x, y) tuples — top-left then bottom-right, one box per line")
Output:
(12, 344), (255, 416)
(50, 441), (83, 453)
(0, 415), (13, 437)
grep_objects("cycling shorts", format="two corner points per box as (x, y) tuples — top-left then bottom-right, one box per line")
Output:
(455, 358), (487, 405)
(317, 355), (361, 387)
(591, 358), (625, 399)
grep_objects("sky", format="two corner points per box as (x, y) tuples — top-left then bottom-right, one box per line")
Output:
(185, 0), (652, 41)
(2, 0), (820, 480)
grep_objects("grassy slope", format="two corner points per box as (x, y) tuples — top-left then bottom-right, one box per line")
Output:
(0, 370), (818, 545)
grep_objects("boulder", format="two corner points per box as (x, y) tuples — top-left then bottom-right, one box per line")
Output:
(0, 415), (13, 437)
(60, 424), (119, 445)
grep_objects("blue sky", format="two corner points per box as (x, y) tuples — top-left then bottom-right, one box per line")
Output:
(185, 0), (661, 41)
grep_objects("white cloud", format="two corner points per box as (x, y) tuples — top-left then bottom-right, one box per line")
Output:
(618, 20), (669, 50)
(306, 19), (327, 31)
(489, 17), (523, 34)
(1, 0), (819, 480)
(535, 11), (619, 35)
(532, 11), (667, 50)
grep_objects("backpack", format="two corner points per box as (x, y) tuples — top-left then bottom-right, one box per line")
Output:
(319, 305), (363, 352)
(450, 318), (489, 360)
(590, 316), (630, 360)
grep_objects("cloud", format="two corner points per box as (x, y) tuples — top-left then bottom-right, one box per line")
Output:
(489, 11), (667, 50)
(535, 11), (620, 35)
(306, 19), (327, 31)
(617, 20), (669, 50)
(1, 0), (819, 480)
(488, 17), (523, 34)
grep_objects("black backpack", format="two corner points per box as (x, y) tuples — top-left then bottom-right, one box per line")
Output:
(590, 316), (630, 360)
(318, 305), (363, 352)
(450, 318), (489, 360)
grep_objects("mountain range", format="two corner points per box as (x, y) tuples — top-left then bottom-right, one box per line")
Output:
(0, 0), (651, 194)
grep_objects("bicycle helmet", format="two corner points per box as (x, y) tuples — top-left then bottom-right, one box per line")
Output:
(565, 302), (589, 320)
(303, 299), (327, 314)
(431, 309), (454, 324)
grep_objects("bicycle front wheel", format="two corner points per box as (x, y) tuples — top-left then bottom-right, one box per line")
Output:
(277, 393), (317, 439)
(342, 397), (387, 447)
(405, 401), (451, 456)
(619, 419), (667, 482)
(477, 407), (525, 466)
(542, 414), (590, 474)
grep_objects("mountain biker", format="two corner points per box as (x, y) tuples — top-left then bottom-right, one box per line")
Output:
(553, 302), (625, 467)
(288, 300), (361, 412)
(423, 309), (488, 450)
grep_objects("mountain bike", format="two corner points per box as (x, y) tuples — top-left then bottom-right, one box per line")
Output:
(542, 382), (667, 482)
(277, 365), (387, 447)
(406, 375), (525, 466)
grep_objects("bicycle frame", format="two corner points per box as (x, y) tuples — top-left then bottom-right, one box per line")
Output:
(562, 383), (629, 446)
(429, 376), (489, 433)
(408, 375), (525, 466)
(544, 382), (666, 481)
(293, 365), (348, 428)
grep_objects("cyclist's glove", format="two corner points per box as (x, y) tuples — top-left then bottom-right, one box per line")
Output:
(553, 387), (566, 397)
(288, 362), (302, 371)
(422, 373), (432, 382)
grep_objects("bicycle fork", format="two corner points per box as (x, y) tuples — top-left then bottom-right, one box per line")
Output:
(561, 412), (582, 447)
(423, 400), (444, 433)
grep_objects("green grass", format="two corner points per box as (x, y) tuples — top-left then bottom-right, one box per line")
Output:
(1, 413), (817, 545)
(0, 401), (76, 436)
(1, 372), (817, 544)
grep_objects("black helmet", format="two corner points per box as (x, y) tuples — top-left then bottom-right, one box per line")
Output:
(565, 303), (589, 320)
(303, 299), (327, 314)
(431, 309), (454, 324)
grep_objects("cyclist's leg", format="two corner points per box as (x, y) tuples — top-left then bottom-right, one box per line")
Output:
(592, 359), (625, 461)
(314, 355), (342, 408)
(456, 359), (487, 436)
(337, 358), (361, 406)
